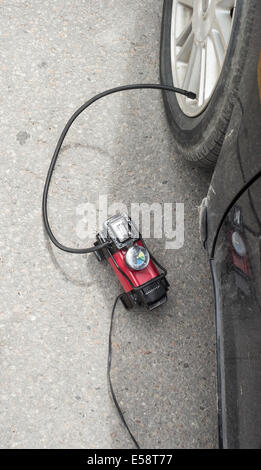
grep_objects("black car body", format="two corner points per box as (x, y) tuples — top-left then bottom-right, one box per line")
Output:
(201, 3), (261, 448)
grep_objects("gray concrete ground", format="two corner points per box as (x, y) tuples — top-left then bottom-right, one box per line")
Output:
(0, 0), (218, 448)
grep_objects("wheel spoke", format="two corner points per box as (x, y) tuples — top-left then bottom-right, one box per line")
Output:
(198, 45), (207, 107)
(210, 29), (224, 70)
(178, 0), (193, 9)
(177, 29), (194, 62)
(183, 42), (201, 94)
(176, 19), (192, 48)
(214, 9), (232, 49)
(216, 0), (235, 9)
(204, 35), (222, 102)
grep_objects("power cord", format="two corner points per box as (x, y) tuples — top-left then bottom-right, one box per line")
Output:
(42, 82), (196, 449)
(108, 294), (140, 449)
(42, 83), (195, 254)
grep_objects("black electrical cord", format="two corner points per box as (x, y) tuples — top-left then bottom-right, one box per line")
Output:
(42, 83), (196, 448)
(42, 83), (196, 254)
(108, 293), (140, 449)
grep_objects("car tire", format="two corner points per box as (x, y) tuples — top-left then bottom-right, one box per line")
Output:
(160, 0), (256, 168)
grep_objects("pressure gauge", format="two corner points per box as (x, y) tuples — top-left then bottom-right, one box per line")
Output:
(125, 245), (150, 271)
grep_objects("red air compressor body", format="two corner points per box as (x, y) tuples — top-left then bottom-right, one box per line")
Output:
(94, 213), (169, 310)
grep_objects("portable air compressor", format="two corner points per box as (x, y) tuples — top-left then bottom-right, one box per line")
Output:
(42, 83), (195, 311)
(93, 213), (169, 311)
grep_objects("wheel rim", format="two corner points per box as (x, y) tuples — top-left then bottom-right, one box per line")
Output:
(171, 0), (237, 117)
